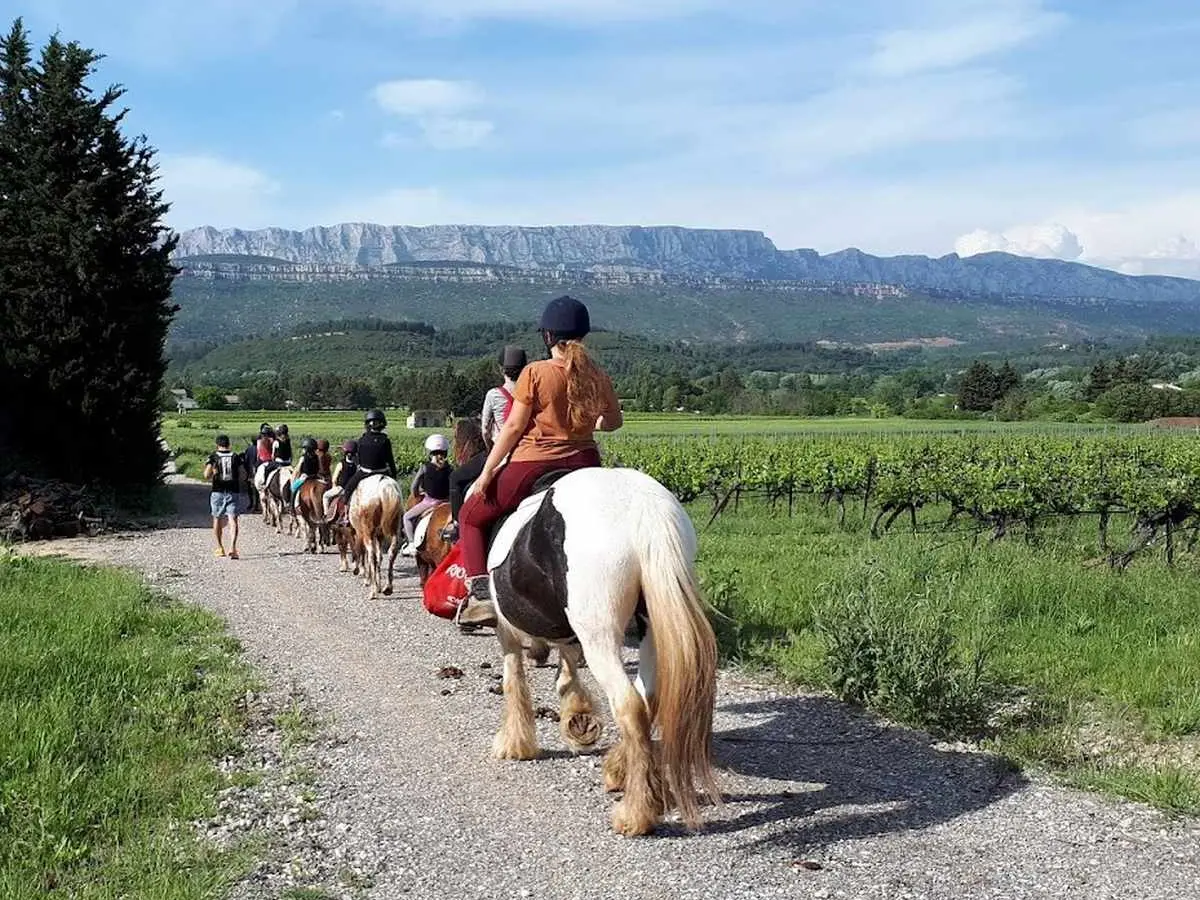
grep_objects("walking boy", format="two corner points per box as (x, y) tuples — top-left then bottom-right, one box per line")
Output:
(204, 434), (247, 559)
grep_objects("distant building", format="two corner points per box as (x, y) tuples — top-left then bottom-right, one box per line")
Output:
(1147, 417), (1200, 430)
(223, 394), (242, 407)
(176, 397), (199, 413)
(407, 409), (448, 429)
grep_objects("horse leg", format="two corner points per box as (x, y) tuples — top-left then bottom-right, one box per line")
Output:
(607, 624), (658, 794)
(556, 642), (602, 752)
(383, 532), (399, 595)
(492, 620), (538, 761)
(577, 626), (664, 836)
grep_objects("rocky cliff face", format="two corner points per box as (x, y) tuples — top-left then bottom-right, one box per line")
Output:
(174, 223), (1200, 305)
(176, 223), (781, 276)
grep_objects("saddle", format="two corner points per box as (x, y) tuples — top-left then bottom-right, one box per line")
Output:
(485, 469), (574, 548)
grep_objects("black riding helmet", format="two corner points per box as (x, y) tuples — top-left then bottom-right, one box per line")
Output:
(365, 409), (387, 431)
(300, 437), (317, 453)
(538, 295), (590, 348)
(259, 422), (273, 437)
(276, 424), (289, 436)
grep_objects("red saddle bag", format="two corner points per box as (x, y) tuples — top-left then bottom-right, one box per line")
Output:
(422, 543), (470, 619)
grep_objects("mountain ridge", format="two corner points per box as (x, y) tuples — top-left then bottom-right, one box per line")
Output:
(174, 222), (1200, 306)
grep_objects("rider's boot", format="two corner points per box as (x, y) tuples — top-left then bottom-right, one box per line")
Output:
(456, 576), (498, 630)
(439, 521), (459, 543)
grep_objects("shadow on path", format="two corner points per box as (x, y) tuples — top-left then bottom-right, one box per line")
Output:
(695, 695), (1024, 852)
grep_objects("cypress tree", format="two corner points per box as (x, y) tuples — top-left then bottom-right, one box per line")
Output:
(0, 19), (178, 486)
(958, 361), (997, 412)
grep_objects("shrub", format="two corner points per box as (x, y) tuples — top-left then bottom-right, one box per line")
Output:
(812, 564), (995, 737)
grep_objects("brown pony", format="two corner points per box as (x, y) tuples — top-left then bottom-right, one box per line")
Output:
(295, 478), (330, 554)
(332, 520), (365, 575)
(409, 499), (454, 585)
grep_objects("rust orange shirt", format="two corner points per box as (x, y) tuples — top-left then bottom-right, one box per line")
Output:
(510, 358), (621, 463)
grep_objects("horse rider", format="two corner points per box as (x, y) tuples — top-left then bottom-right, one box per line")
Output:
(272, 423), (293, 468)
(400, 434), (453, 555)
(256, 423), (275, 467)
(441, 345), (528, 543)
(315, 438), (333, 481)
(341, 409), (398, 508)
(455, 295), (624, 627)
(323, 439), (358, 521)
(483, 345), (528, 446)
(290, 437), (321, 510)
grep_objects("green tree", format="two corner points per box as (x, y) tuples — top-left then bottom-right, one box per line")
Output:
(0, 20), (177, 486)
(193, 387), (228, 410)
(995, 361), (1020, 397)
(957, 362), (997, 412)
(1085, 360), (1111, 401)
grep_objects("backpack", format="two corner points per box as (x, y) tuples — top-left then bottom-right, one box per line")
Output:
(213, 450), (238, 486)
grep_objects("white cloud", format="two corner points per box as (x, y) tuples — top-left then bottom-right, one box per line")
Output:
(954, 191), (1200, 277)
(867, 1), (1064, 78)
(758, 70), (1019, 174)
(157, 155), (281, 229)
(372, 79), (493, 149)
(955, 223), (1083, 260)
(372, 79), (482, 116)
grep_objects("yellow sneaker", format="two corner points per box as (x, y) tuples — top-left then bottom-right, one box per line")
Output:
(213, 546), (226, 557)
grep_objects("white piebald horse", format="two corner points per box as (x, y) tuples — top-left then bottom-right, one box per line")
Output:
(483, 466), (721, 836)
(348, 474), (403, 599)
(254, 464), (294, 534)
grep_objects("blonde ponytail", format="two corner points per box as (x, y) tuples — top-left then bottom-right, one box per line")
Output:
(561, 340), (606, 432)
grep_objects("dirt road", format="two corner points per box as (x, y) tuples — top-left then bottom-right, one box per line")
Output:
(33, 478), (1200, 899)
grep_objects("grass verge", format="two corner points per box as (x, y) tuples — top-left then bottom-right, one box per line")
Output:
(0, 553), (257, 897)
(697, 496), (1200, 814)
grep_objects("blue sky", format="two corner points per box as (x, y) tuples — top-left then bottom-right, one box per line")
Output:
(12, 0), (1200, 274)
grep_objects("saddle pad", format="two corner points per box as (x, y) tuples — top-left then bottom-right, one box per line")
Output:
(412, 507), (436, 548)
(422, 544), (468, 619)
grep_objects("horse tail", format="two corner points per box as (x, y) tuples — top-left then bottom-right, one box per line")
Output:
(633, 483), (721, 828)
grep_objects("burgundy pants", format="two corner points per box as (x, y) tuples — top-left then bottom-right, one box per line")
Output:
(459, 448), (601, 577)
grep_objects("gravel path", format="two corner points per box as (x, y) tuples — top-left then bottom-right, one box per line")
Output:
(38, 479), (1200, 899)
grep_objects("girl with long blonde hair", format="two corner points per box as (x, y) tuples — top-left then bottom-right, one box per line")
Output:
(455, 296), (623, 626)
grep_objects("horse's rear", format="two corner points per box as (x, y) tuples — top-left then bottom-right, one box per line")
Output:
(296, 479), (329, 553)
(349, 475), (403, 598)
(485, 466), (720, 836)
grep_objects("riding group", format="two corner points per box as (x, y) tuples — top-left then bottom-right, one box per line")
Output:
(203, 296), (723, 837)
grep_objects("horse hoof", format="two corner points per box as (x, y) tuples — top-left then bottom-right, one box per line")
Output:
(492, 733), (539, 761)
(563, 712), (602, 750)
(382, 586), (393, 596)
(611, 800), (658, 837)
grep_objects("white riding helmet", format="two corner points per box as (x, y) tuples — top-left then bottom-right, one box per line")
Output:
(424, 433), (449, 454)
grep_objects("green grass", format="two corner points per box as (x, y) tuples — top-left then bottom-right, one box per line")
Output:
(695, 495), (1200, 813)
(0, 553), (257, 898)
